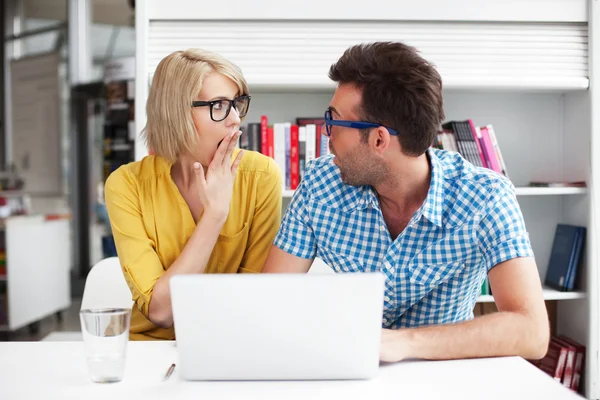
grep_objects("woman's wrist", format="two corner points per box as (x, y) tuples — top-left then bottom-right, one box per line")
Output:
(201, 207), (228, 225)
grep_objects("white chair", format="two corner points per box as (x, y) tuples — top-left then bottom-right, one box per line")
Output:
(80, 256), (134, 310)
(43, 257), (133, 341)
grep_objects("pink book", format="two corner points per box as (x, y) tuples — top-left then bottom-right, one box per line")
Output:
(479, 126), (503, 174)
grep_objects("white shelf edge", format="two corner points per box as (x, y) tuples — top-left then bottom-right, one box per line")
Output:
(442, 76), (589, 92)
(514, 187), (588, 196)
(477, 288), (586, 303)
(248, 77), (590, 93)
(283, 187), (588, 199)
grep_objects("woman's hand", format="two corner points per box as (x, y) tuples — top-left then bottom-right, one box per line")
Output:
(194, 130), (244, 220)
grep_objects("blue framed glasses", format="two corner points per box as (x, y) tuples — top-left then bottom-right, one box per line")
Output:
(323, 108), (398, 137)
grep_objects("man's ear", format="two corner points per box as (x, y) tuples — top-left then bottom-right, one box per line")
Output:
(370, 127), (392, 154)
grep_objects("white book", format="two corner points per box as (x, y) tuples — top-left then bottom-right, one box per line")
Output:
(299, 126), (307, 180)
(284, 122), (291, 190)
(305, 124), (316, 168)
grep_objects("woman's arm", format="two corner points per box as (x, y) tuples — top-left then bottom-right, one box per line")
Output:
(106, 131), (243, 328)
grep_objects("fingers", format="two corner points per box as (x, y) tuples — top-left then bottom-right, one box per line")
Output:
(230, 150), (244, 174)
(222, 130), (242, 168)
(213, 131), (234, 166)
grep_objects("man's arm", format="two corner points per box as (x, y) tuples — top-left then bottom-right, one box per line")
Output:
(380, 256), (549, 362)
(262, 245), (314, 273)
(262, 165), (318, 273)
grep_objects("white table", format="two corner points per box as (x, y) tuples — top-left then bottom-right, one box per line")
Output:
(0, 341), (583, 400)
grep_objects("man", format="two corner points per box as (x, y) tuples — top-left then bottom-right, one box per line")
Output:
(263, 42), (549, 362)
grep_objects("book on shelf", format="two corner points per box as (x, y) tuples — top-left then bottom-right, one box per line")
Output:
(533, 335), (585, 393)
(528, 181), (587, 188)
(544, 224), (586, 292)
(532, 337), (568, 382)
(436, 121), (509, 178)
(240, 115), (327, 191)
(558, 335), (586, 393)
(480, 276), (491, 296)
(0, 291), (6, 326)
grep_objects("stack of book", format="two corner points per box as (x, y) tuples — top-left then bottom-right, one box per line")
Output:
(435, 120), (509, 178)
(544, 224), (586, 292)
(532, 335), (585, 393)
(241, 116), (327, 190)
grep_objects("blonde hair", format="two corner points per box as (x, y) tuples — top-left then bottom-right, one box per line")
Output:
(143, 49), (249, 162)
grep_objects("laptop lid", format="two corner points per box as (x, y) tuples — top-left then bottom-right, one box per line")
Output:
(170, 273), (385, 381)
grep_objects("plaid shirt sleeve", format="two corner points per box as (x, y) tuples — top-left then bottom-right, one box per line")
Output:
(273, 178), (317, 259)
(478, 180), (535, 271)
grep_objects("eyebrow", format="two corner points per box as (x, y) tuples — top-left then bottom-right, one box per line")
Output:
(329, 106), (341, 118)
(206, 96), (232, 102)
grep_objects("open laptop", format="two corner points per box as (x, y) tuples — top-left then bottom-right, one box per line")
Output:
(169, 273), (385, 381)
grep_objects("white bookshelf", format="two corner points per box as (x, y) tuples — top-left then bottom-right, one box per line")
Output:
(514, 187), (588, 196)
(136, 1), (599, 397)
(477, 288), (587, 304)
(284, 187), (589, 199)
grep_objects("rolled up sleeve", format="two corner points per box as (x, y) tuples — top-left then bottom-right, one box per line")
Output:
(104, 168), (165, 318)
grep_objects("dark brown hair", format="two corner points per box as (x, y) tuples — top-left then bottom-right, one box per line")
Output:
(328, 42), (444, 156)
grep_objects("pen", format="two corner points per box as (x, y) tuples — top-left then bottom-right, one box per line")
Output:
(164, 363), (176, 380)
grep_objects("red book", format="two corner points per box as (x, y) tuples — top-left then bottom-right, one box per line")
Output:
(260, 115), (268, 155)
(267, 126), (274, 159)
(553, 337), (577, 388)
(558, 335), (586, 392)
(538, 338), (568, 381)
(290, 125), (300, 190)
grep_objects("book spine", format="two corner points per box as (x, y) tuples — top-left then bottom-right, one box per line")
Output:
(284, 123), (291, 189)
(274, 123), (286, 189)
(486, 124), (509, 178)
(290, 125), (300, 190)
(260, 115), (268, 155)
(468, 119), (488, 168)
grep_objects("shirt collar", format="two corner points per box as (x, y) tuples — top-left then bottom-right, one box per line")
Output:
(417, 148), (443, 227)
(328, 148), (445, 226)
(369, 148), (444, 227)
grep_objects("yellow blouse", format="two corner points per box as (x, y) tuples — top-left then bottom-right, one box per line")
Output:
(104, 150), (282, 340)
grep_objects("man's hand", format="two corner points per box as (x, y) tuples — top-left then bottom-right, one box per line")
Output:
(379, 328), (411, 362)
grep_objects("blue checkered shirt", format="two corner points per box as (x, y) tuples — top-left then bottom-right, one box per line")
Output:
(274, 148), (534, 328)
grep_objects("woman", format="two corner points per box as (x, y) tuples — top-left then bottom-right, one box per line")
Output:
(105, 49), (282, 340)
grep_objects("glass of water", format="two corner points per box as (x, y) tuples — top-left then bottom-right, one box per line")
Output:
(80, 308), (131, 383)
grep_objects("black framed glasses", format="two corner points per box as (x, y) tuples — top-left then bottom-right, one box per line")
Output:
(191, 95), (251, 122)
(323, 108), (398, 137)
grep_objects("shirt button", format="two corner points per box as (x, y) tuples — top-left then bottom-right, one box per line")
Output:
(380, 225), (387, 232)
(382, 317), (388, 324)
(410, 278), (416, 284)
(434, 273), (441, 281)
(384, 295), (391, 302)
